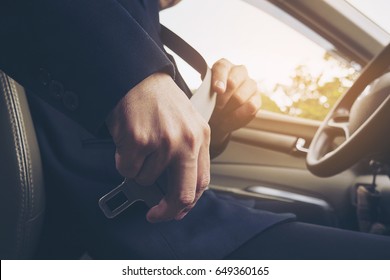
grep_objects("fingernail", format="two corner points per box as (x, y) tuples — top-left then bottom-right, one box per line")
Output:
(214, 80), (226, 93)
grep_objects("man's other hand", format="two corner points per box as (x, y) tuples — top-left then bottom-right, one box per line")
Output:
(106, 72), (210, 223)
(209, 59), (261, 149)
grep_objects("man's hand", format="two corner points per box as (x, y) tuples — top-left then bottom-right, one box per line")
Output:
(209, 59), (261, 149)
(106, 72), (210, 223)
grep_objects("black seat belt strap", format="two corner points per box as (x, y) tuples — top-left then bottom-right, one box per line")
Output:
(160, 25), (208, 78)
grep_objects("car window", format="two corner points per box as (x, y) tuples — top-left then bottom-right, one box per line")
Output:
(160, 0), (361, 121)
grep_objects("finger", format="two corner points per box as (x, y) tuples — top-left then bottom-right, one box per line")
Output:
(215, 65), (248, 110)
(211, 59), (232, 95)
(115, 150), (145, 179)
(134, 135), (171, 185)
(134, 148), (170, 186)
(176, 132), (211, 220)
(223, 78), (258, 115)
(195, 136), (210, 201)
(146, 156), (198, 223)
(169, 157), (198, 220)
(226, 65), (248, 92)
(209, 78), (257, 128)
(218, 93), (261, 133)
(114, 134), (158, 178)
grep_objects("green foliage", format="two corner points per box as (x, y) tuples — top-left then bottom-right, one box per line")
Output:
(260, 52), (360, 120)
(260, 94), (282, 114)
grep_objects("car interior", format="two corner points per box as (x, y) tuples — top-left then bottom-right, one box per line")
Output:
(1, 0), (390, 259)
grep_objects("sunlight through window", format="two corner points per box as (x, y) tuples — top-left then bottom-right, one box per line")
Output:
(160, 0), (361, 120)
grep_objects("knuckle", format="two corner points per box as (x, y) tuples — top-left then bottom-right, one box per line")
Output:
(213, 58), (231, 70)
(183, 128), (198, 150)
(133, 132), (149, 147)
(236, 64), (248, 75)
(234, 93), (246, 106)
(227, 76), (239, 89)
(133, 132), (158, 151)
(201, 122), (211, 139)
(228, 65), (249, 88)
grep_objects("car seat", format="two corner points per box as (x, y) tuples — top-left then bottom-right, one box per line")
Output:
(0, 70), (45, 259)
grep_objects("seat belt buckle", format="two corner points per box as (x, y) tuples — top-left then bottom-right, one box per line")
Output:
(99, 178), (165, 219)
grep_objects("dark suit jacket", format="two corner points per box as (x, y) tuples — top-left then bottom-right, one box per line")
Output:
(0, 0), (176, 134)
(0, 0), (293, 259)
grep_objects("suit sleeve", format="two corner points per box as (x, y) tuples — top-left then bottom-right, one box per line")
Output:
(0, 0), (175, 134)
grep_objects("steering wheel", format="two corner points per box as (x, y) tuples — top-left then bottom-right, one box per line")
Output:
(306, 44), (390, 177)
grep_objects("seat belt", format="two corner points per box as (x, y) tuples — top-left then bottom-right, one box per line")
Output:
(160, 25), (207, 78)
(160, 25), (216, 122)
(98, 26), (217, 219)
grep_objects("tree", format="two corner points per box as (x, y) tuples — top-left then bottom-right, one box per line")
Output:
(261, 52), (360, 120)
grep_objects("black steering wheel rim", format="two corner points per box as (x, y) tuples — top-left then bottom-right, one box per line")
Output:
(306, 43), (390, 177)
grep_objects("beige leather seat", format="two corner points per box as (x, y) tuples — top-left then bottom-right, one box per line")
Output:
(0, 71), (45, 259)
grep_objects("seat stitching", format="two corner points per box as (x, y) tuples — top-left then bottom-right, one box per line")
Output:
(0, 72), (28, 258)
(8, 78), (35, 252)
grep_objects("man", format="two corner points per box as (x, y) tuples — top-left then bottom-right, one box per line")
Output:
(1, 0), (390, 259)
(0, 0), (287, 258)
